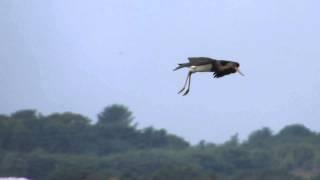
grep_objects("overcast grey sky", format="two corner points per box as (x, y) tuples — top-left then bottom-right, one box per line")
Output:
(1, 0), (320, 143)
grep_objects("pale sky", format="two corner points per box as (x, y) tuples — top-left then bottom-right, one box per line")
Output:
(1, 0), (320, 143)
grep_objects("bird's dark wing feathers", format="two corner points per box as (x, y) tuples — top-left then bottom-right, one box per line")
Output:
(213, 68), (236, 78)
(188, 57), (216, 66)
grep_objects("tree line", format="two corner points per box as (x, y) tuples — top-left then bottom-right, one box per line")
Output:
(0, 104), (320, 180)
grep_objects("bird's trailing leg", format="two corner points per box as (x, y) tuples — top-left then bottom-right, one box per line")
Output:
(178, 72), (191, 94)
(182, 72), (192, 96)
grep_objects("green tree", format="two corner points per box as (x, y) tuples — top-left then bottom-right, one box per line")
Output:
(277, 124), (314, 138)
(41, 113), (92, 153)
(45, 112), (90, 126)
(11, 109), (40, 121)
(246, 127), (273, 148)
(151, 165), (210, 180)
(97, 104), (134, 127)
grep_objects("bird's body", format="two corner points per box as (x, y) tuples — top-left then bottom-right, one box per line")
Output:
(189, 64), (213, 72)
(174, 57), (244, 95)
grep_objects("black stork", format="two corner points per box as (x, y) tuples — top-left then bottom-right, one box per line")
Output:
(174, 57), (244, 96)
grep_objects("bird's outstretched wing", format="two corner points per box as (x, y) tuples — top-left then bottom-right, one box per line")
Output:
(188, 57), (216, 66)
(213, 68), (235, 78)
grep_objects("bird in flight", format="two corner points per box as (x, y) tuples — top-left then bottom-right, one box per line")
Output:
(174, 57), (244, 96)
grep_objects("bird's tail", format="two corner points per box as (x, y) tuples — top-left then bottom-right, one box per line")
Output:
(173, 63), (189, 71)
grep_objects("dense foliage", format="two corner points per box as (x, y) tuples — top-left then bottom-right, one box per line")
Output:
(0, 105), (320, 180)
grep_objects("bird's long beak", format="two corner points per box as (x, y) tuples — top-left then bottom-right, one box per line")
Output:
(236, 68), (244, 76)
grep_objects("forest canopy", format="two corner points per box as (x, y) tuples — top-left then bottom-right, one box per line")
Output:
(0, 104), (319, 180)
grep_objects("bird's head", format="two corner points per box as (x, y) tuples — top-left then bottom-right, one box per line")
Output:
(231, 62), (244, 76)
(214, 60), (245, 78)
